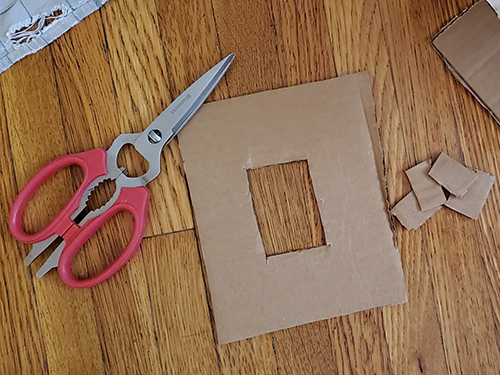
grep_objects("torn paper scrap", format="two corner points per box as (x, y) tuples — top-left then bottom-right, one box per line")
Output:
(428, 152), (478, 197)
(446, 170), (495, 219)
(0, 0), (109, 74)
(405, 160), (446, 211)
(390, 192), (442, 230)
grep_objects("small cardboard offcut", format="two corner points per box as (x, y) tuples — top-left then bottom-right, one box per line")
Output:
(428, 152), (478, 197)
(391, 152), (495, 230)
(405, 160), (446, 211)
(179, 72), (407, 344)
(446, 170), (495, 219)
(432, 0), (500, 124)
(390, 192), (442, 230)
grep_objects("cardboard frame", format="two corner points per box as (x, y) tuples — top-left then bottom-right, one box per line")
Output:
(178, 72), (406, 344)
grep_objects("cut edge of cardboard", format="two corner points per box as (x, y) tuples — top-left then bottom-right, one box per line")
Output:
(179, 72), (407, 344)
(392, 153), (496, 230)
(431, 1), (500, 125)
(353, 72), (400, 251)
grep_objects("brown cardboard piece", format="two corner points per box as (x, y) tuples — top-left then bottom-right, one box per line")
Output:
(178, 72), (407, 344)
(390, 192), (442, 230)
(446, 170), (495, 219)
(432, 0), (500, 124)
(406, 160), (446, 210)
(428, 152), (478, 197)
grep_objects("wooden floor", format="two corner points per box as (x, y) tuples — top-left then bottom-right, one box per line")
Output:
(1, 0), (500, 373)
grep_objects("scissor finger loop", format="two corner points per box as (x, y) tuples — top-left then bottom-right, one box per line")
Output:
(10, 54), (235, 288)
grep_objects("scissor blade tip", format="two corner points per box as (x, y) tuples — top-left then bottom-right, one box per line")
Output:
(36, 269), (48, 278)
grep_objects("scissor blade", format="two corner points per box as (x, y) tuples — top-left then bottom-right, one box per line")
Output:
(25, 234), (59, 266)
(150, 53), (234, 140)
(133, 54), (234, 162)
(36, 241), (65, 278)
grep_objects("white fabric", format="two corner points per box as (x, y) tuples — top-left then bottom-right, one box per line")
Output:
(487, 0), (500, 17)
(0, 0), (108, 74)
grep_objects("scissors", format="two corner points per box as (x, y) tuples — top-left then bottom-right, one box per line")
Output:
(9, 54), (235, 289)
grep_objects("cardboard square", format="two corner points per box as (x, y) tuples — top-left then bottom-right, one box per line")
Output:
(406, 160), (446, 211)
(446, 170), (495, 219)
(390, 191), (442, 230)
(428, 152), (478, 197)
(178, 72), (407, 344)
(432, 0), (500, 124)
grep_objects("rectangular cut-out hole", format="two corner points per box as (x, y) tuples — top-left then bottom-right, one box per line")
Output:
(247, 160), (326, 257)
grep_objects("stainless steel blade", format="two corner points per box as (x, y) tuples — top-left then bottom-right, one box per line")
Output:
(135, 53), (235, 157)
(24, 234), (59, 266)
(106, 54), (235, 186)
(36, 241), (65, 278)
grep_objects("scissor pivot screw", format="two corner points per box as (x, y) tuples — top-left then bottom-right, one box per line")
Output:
(148, 129), (162, 144)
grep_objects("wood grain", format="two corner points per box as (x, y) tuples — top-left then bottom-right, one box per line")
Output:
(212, 0), (285, 94)
(324, 1), (449, 374)
(273, 321), (337, 375)
(376, 0), (500, 373)
(142, 231), (220, 374)
(2, 46), (105, 374)
(247, 159), (333, 373)
(329, 310), (393, 375)
(102, 0), (194, 236)
(51, 12), (164, 374)
(2, 0), (500, 373)
(218, 335), (278, 375)
(155, 0), (228, 101)
(0, 76), (47, 375)
(247, 160), (325, 256)
(271, 0), (337, 85)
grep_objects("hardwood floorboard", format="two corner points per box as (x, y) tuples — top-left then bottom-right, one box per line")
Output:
(1, 0), (500, 373)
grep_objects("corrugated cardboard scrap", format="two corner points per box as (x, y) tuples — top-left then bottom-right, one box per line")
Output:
(390, 192), (442, 230)
(405, 160), (446, 211)
(446, 170), (495, 219)
(391, 153), (495, 230)
(179, 72), (407, 344)
(429, 152), (478, 197)
(432, 0), (500, 124)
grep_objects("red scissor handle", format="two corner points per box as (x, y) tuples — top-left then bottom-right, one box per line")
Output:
(9, 148), (108, 243)
(58, 186), (150, 289)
